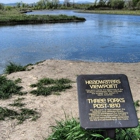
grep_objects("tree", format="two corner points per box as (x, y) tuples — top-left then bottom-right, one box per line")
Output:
(0, 3), (4, 10)
(36, 0), (59, 9)
(136, 1), (140, 9)
(110, 0), (124, 9)
(52, 0), (59, 8)
(64, 0), (71, 7)
(132, 0), (140, 7)
(5, 6), (12, 10)
(16, 2), (21, 8)
(98, 0), (106, 6)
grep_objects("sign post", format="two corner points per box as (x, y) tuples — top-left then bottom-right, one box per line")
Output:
(77, 74), (138, 139)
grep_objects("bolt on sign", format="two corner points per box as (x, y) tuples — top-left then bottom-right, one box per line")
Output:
(77, 74), (138, 129)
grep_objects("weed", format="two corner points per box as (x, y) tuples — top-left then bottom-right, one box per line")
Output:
(0, 106), (40, 124)
(0, 107), (18, 120)
(9, 102), (26, 107)
(0, 75), (26, 99)
(9, 98), (26, 107)
(4, 62), (26, 74)
(35, 60), (45, 65)
(14, 78), (22, 84)
(47, 118), (108, 140)
(116, 125), (140, 140)
(16, 108), (40, 124)
(47, 117), (140, 140)
(14, 97), (25, 102)
(134, 100), (140, 108)
(30, 78), (72, 96)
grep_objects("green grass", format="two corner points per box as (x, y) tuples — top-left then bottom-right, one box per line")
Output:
(30, 78), (72, 96)
(78, 10), (140, 15)
(14, 78), (22, 84)
(16, 108), (40, 124)
(47, 101), (140, 140)
(0, 10), (86, 25)
(4, 62), (26, 74)
(9, 98), (26, 107)
(0, 75), (26, 99)
(0, 107), (40, 124)
(134, 100), (140, 108)
(47, 117), (109, 140)
(47, 117), (140, 140)
(9, 102), (26, 107)
(0, 107), (19, 120)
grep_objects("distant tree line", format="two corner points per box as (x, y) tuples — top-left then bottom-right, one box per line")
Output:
(0, 0), (140, 11)
(87, 0), (140, 10)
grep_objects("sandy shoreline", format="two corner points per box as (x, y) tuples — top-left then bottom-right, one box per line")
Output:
(0, 60), (140, 140)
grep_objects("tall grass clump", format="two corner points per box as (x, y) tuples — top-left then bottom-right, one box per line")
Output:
(30, 78), (72, 96)
(47, 118), (140, 140)
(0, 75), (26, 99)
(47, 118), (108, 140)
(4, 62), (26, 74)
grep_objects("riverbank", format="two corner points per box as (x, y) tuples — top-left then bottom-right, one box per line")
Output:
(77, 9), (140, 15)
(0, 10), (85, 25)
(0, 60), (140, 140)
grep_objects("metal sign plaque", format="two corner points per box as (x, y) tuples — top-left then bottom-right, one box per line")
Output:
(77, 74), (138, 129)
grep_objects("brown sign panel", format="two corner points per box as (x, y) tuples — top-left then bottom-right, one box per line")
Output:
(77, 74), (138, 129)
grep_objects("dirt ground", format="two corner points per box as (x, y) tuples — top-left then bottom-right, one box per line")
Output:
(0, 60), (140, 140)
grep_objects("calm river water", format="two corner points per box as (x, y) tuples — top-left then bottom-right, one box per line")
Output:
(0, 10), (140, 73)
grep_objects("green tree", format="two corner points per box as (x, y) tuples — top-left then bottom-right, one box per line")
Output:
(98, 0), (106, 6)
(21, 2), (26, 8)
(0, 3), (4, 10)
(36, 0), (59, 9)
(132, 0), (140, 7)
(110, 0), (124, 9)
(16, 2), (21, 8)
(52, 0), (59, 8)
(5, 6), (12, 10)
(64, 0), (71, 7)
(137, 1), (140, 8)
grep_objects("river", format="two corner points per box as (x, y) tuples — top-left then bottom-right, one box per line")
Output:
(0, 10), (140, 74)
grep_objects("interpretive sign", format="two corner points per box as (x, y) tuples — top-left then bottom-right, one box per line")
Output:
(77, 74), (138, 129)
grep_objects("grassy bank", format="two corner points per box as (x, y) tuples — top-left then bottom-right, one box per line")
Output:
(77, 9), (140, 15)
(0, 9), (85, 25)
